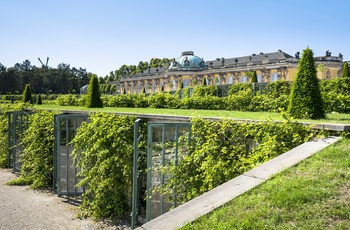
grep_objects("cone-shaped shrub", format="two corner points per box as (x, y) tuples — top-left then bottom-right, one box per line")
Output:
(288, 47), (325, 119)
(341, 62), (349, 78)
(251, 70), (258, 83)
(37, 94), (42, 105)
(202, 78), (207, 86)
(22, 84), (32, 104)
(85, 75), (103, 108)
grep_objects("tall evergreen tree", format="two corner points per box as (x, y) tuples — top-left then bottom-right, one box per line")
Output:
(288, 47), (325, 119)
(202, 78), (207, 86)
(22, 84), (32, 104)
(341, 62), (349, 78)
(37, 94), (42, 105)
(85, 75), (103, 108)
(251, 70), (258, 83)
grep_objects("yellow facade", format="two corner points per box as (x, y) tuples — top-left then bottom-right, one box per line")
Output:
(119, 51), (345, 94)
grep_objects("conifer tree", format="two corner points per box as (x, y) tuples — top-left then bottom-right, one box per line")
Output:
(251, 70), (258, 83)
(341, 62), (349, 78)
(85, 75), (103, 108)
(37, 94), (42, 105)
(202, 78), (207, 86)
(22, 84), (32, 104)
(288, 47), (325, 119)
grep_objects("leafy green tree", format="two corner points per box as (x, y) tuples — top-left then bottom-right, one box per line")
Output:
(22, 84), (32, 103)
(341, 62), (349, 78)
(85, 75), (103, 108)
(251, 70), (258, 83)
(288, 47), (325, 119)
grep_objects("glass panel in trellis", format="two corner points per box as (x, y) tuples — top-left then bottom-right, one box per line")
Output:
(54, 114), (88, 195)
(146, 122), (191, 222)
(7, 111), (34, 172)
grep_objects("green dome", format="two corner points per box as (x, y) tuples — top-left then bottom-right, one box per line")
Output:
(169, 51), (207, 70)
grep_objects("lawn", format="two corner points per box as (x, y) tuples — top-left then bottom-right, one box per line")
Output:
(181, 138), (350, 229)
(35, 104), (350, 124)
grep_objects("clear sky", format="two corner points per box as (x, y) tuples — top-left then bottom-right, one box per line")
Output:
(1, 0), (349, 77)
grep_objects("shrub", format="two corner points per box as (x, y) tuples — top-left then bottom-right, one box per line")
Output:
(22, 84), (32, 104)
(227, 83), (252, 96)
(56, 94), (79, 106)
(85, 75), (103, 108)
(37, 94), (42, 105)
(341, 62), (349, 78)
(251, 70), (258, 83)
(72, 113), (136, 220)
(161, 116), (314, 203)
(288, 47), (325, 119)
(8, 110), (57, 188)
(192, 85), (217, 97)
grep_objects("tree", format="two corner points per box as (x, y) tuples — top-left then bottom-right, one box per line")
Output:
(37, 94), (42, 105)
(251, 70), (258, 83)
(85, 75), (103, 108)
(341, 62), (349, 78)
(202, 78), (207, 86)
(22, 84), (32, 104)
(288, 47), (325, 119)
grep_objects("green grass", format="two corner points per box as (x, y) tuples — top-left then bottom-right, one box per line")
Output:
(181, 138), (350, 229)
(35, 104), (350, 124)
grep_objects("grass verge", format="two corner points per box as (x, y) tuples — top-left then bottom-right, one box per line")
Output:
(181, 138), (350, 229)
(35, 104), (350, 124)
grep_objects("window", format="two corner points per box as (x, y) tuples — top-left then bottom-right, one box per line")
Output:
(228, 76), (233, 84)
(272, 73), (278, 82)
(152, 82), (156, 92)
(183, 79), (189, 88)
(257, 74), (262, 82)
(241, 75), (247, 83)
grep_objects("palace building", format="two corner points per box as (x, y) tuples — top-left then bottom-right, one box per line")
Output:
(118, 50), (345, 94)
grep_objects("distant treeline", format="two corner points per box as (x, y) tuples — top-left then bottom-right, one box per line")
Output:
(0, 57), (172, 94)
(0, 60), (89, 94)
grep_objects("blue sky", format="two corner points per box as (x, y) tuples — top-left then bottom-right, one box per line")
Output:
(1, 0), (349, 77)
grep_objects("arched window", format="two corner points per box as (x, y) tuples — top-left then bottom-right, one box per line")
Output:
(241, 75), (247, 83)
(272, 73), (278, 82)
(125, 84), (129, 93)
(183, 79), (189, 88)
(138, 84), (143, 93)
(257, 74), (262, 82)
(131, 83), (135, 93)
(144, 82), (148, 93)
(215, 77), (221, 85)
(152, 82), (157, 92)
(172, 79), (176, 91)
(228, 76), (233, 84)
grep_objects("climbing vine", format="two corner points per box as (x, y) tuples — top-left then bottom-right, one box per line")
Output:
(160, 114), (316, 203)
(72, 113), (136, 221)
(8, 109), (57, 188)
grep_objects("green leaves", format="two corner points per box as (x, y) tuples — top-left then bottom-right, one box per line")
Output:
(288, 47), (325, 119)
(162, 116), (314, 203)
(10, 110), (57, 188)
(72, 113), (136, 220)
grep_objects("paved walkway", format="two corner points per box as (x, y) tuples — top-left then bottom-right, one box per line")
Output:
(0, 169), (118, 230)
(136, 136), (340, 230)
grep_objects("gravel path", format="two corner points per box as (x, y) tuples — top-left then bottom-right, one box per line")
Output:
(0, 168), (130, 230)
